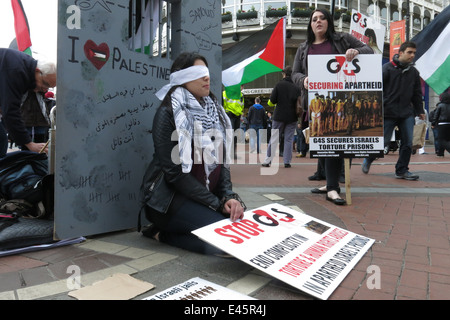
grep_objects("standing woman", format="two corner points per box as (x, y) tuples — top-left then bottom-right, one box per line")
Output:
(292, 9), (374, 205)
(139, 52), (245, 255)
(432, 90), (450, 156)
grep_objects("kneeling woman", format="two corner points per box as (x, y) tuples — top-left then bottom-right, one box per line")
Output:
(140, 52), (246, 255)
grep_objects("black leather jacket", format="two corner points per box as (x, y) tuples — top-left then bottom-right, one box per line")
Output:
(432, 102), (450, 125)
(139, 105), (237, 216)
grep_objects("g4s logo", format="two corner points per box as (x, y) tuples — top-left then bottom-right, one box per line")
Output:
(327, 57), (361, 76)
(352, 12), (368, 28)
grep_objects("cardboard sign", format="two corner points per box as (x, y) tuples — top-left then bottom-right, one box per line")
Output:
(69, 273), (155, 300)
(306, 54), (384, 158)
(193, 204), (374, 300)
(350, 10), (386, 54)
(144, 277), (255, 300)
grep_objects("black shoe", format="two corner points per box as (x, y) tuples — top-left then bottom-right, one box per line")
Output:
(142, 224), (160, 241)
(284, 163), (291, 168)
(262, 163), (271, 167)
(308, 174), (325, 181)
(311, 187), (340, 194)
(326, 195), (346, 205)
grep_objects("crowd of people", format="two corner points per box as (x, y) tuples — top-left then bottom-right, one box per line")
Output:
(308, 94), (382, 137)
(2, 8), (448, 257)
(140, 8), (447, 255)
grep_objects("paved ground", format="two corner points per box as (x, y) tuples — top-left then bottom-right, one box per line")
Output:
(0, 144), (449, 302)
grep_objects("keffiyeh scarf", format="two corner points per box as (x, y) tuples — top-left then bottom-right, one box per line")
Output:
(170, 87), (232, 189)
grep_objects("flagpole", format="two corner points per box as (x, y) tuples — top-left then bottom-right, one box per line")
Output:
(330, 0), (335, 17)
(405, 0), (410, 41)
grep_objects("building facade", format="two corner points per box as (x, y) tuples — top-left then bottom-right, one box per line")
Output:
(221, 0), (448, 107)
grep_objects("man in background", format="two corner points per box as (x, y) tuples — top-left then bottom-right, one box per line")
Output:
(0, 48), (56, 157)
(223, 85), (244, 159)
(362, 41), (425, 180)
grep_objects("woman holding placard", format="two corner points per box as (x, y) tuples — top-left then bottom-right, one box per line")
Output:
(292, 9), (373, 205)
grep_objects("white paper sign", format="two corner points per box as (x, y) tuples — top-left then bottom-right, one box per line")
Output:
(193, 204), (374, 300)
(350, 10), (386, 54)
(144, 277), (256, 300)
(307, 54), (384, 158)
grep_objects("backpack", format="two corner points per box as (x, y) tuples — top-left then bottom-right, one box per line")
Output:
(0, 150), (48, 204)
(0, 151), (55, 251)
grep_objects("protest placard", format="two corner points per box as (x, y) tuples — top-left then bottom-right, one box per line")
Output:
(144, 277), (255, 300)
(307, 54), (384, 158)
(350, 10), (386, 54)
(193, 203), (374, 300)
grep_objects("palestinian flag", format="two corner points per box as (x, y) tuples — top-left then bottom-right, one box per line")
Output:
(11, 0), (32, 56)
(128, 0), (159, 54)
(222, 17), (286, 99)
(412, 5), (450, 94)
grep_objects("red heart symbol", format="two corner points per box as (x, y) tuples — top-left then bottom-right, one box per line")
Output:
(84, 40), (110, 70)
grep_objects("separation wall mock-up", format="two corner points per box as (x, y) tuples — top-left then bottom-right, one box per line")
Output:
(55, 0), (222, 238)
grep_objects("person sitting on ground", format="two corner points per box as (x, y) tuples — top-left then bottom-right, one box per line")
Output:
(139, 52), (245, 256)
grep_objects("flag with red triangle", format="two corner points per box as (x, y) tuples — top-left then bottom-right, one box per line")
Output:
(222, 18), (286, 99)
(11, 0), (32, 56)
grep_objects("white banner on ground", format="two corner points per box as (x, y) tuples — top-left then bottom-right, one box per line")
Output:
(144, 277), (255, 300)
(193, 203), (374, 300)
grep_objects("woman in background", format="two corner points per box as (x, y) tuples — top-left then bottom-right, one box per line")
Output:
(292, 9), (373, 205)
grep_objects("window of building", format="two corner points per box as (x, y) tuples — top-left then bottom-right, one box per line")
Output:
(367, 3), (374, 16)
(263, 1), (286, 11)
(412, 6), (421, 32)
(223, 0), (234, 14)
(423, 10), (431, 27)
(380, 6), (387, 26)
(391, 2), (400, 21)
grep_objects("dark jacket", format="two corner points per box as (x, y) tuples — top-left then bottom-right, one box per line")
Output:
(382, 54), (424, 119)
(269, 77), (301, 123)
(432, 92), (450, 126)
(20, 91), (51, 128)
(292, 32), (374, 109)
(0, 49), (37, 146)
(247, 104), (266, 127)
(139, 105), (236, 221)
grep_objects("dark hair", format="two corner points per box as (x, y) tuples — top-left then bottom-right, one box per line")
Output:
(170, 52), (208, 73)
(161, 52), (215, 108)
(399, 41), (416, 53)
(440, 88), (450, 103)
(364, 28), (377, 43)
(307, 9), (335, 44)
(283, 66), (292, 77)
